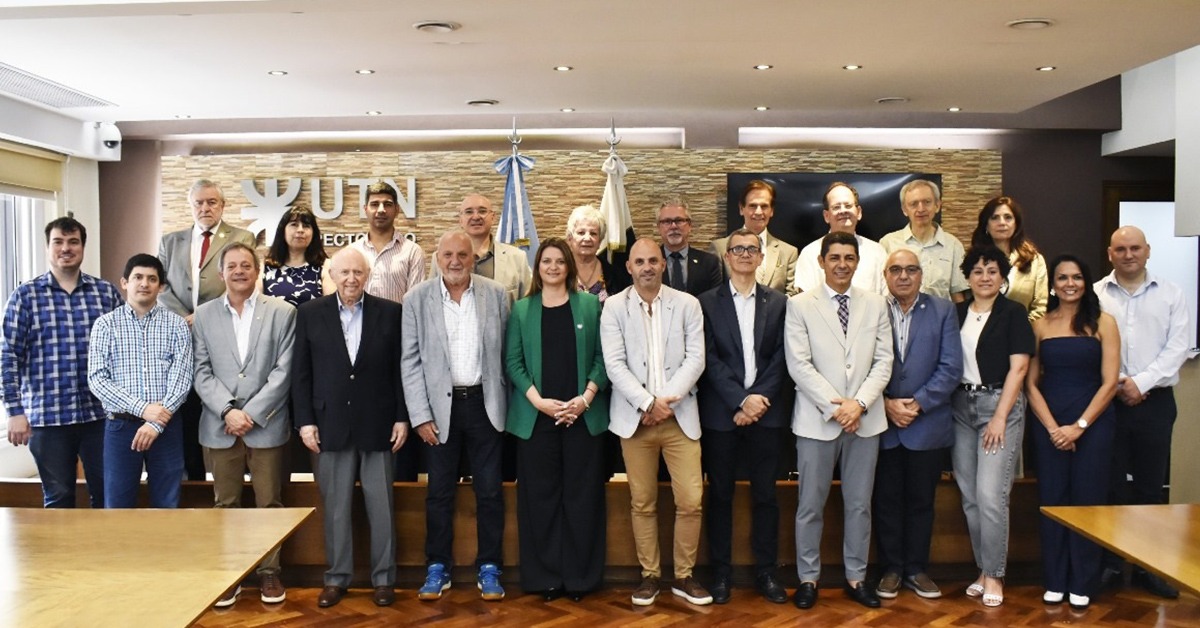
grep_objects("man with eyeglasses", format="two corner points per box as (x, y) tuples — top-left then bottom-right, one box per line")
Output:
(879, 180), (968, 302)
(711, 179), (799, 295)
(657, 196), (722, 297)
(794, 181), (887, 295)
(349, 181), (427, 304)
(436, 193), (531, 305)
(872, 249), (962, 601)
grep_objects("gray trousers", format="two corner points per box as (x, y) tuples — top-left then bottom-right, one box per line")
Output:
(794, 431), (880, 582)
(316, 448), (396, 587)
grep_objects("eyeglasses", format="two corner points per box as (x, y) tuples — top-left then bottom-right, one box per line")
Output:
(886, 265), (922, 276)
(729, 245), (762, 256)
(657, 218), (691, 226)
(828, 202), (858, 212)
(461, 208), (492, 217)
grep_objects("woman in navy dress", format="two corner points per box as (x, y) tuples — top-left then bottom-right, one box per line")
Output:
(1025, 254), (1120, 610)
(263, 206), (332, 305)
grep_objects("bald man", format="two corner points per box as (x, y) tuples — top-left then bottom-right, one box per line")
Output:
(1095, 226), (1190, 599)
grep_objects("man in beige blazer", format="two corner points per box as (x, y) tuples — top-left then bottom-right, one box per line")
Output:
(433, 193), (532, 304)
(785, 231), (893, 611)
(711, 179), (799, 295)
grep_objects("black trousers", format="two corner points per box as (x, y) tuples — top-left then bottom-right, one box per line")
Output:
(516, 415), (606, 592)
(423, 391), (504, 567)
(701, 422), (784, 577)
(872, 444), (946, 576)
(179, 390), (205, 481)
(1109, 387), (1175, 506)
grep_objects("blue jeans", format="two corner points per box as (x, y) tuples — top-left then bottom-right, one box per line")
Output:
(103, 416), (184, 508)
(29, 420), (105, 508)
(951, 388), (1025, 578)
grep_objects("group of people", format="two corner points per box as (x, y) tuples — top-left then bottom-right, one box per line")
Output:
(1, 176), (1187, 615)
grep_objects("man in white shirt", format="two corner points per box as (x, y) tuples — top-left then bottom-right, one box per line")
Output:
(1095, 225), (1190, 599)
(879, 180), (968, 302)
(794, 182), (887, 295)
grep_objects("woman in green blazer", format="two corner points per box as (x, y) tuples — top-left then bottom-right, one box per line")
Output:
(505, 237), (608, 601)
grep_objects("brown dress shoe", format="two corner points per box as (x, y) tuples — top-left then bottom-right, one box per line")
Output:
(317, 585), (347, 608)
(373, 585), (396, 606)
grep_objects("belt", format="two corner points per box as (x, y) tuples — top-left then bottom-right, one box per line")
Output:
(958, 383), (1003, 392)
(452, 385), (484, 399)
(111, 412), (143, 422)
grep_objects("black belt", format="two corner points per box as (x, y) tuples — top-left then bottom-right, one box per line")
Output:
(111, 412), (143, 422)
(452, 385), (484, 399)
(959, 383), (1003, 392)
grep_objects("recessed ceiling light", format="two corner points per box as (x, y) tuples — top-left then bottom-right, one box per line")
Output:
(843, 64), (863, 71)
(947, 107), (962, 112)
(267, 70), (288, 76)
(561, 107), (575, 112)
(753, 64), (773, 71)
(1006, 18), (1055, 30)
(174, 114), (191, 119)
(554, 65), (573, 72)
(755, 106), (769, 111)
(875, 96), (909, 105)
(355, 69), (375, 75)
(366, 110), (382, 116)
(1037, 66), (1057, 72)
(412, 20), (461, 33)
(467, 99), (499, 107)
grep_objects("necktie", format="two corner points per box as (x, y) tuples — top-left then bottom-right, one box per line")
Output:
(198, 230), (213, 268)
(670, 252), (685, 291)
(835, 294), (849, 334)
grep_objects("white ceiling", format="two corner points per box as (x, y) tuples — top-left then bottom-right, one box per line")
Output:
(2, 0), (1199, 147)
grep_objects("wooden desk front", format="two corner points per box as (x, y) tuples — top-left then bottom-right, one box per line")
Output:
(0, 507), (313, 628)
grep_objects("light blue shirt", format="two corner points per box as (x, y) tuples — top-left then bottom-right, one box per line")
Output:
(337, 296), (364, 366)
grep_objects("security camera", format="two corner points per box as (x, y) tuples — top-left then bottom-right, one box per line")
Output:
(97, 122), (121, 149)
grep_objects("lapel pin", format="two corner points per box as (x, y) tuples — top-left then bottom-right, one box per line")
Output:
(577, 323), (584, 329)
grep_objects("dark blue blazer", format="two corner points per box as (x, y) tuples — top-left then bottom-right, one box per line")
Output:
(698, 282), (792, 431)
(881, 292), (963, 451)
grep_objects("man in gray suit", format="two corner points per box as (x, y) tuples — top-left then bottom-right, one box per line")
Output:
(158, 179), (256, 481)
(601, 237), (711, 607)
(785, 231), (893, 610)
(402, 229), (510, 602)
(192, 242), (296, 608)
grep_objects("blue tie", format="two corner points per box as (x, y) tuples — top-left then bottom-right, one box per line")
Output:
(835, 294), (849, 334)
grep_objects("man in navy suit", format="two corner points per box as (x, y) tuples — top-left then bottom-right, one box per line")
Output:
(873, 248), (963, 600)
(657, 196), (723, 297)
(698, 228), (790, 604)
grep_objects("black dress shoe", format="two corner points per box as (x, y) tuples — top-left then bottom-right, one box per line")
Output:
(543, 588), (564, 601)
(567, 591), (586, 602)
(755, 572), (788, 604)
(1132, 569), (1179, 599)
(843, 581), (881, 608)
(793, 582), (818, 609)
(710, 575), (731, 605)
(1099, 566), (1124, 589)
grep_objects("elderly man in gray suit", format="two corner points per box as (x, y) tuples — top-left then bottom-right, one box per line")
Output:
(158, 179), (257, 481)
(601, 237), (710, 607)
(786, 231), (893, 611)
(192, 242), (296, 608)
(403, 229), (510, 602)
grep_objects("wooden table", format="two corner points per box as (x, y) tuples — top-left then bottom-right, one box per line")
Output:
(0, 507), (313, 628)
(1041, 504), (1200, 597)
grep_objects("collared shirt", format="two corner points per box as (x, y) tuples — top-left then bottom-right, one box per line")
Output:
(887, 293), (922, 362)
(190, 221), (221, 310)
(1096, 271), (1192, 392)
(1, 272), (123, 427)
(729, 280), (758, 389)
(474, 237), (496, 280)
(337, 296), (364, 366)
(351, 232), (426, 303)
(223, 293), (257, 364)
(879, 224), (969, 299)
(441, 279), (482, 386)
(86, 303), (193, 419)
(795, 234), (887, 294)
(633, 287), (665, 406)
(665, 245), (690, 287)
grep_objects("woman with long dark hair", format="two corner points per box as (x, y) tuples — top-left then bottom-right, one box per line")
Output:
(263, 206), (332, 305)
(970, 196), (1047, 320)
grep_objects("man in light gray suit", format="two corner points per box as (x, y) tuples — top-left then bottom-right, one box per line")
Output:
(402, 229), (510, 602)
(601, 237), (711, 608)
(785, 231), (893, 610)
(158, 179), (256, 481)
(192, 242), (296, 608)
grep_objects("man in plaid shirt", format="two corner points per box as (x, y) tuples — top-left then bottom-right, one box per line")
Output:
(1, 217), (122, 508)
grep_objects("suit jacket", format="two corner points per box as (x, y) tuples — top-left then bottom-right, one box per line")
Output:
(192, 294), (296, 449)
(711, 230), (799, 295)
(956, 296), (1036, 384)
(431, 239), (533, 305)
(663, 246), (723, 297)
(401, 275), (509, 442)
(698, 282), (791, 430)
(785, 286), (893, 440)
(158, 222), (257, 316)
(505, 291), (609, 438)
(600, 285), (706, 440)
(291, 293), (407, 452)
(881, 293), (963, 451)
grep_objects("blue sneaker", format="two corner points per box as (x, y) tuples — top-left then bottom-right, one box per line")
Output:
(418, 563), (451, 600)
(477, 563), (505, 601)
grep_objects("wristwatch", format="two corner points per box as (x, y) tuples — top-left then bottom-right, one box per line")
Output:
(856, 399), (868, 412)
(1076, 418), (1089, 430)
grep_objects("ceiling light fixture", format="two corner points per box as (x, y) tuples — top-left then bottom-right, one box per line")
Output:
(467, 99), (499, 107)
(554, 65), (573, 72)
(1037, 66), (1057, 72)
(366, 110), (382, 116)
(561, 107), (575, 112)
(947, 107), (962, 112)
(875, 96), (909, 105)
(753, 64), (773, 70)
(175, 114), (191, 119)
(843, 64), (863, 71)
(412, 20), (461, 33)
(1006, 18), (1055, 30)
(355, 69), (375, 75)
(267, 70), (288, 76)
(755, 106), (769, 111)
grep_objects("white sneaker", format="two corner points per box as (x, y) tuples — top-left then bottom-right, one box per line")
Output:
(1043, 590), (1064, 604)
(1068, 593), (1090, 609)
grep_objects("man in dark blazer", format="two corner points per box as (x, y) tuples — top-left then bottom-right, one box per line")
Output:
(873, 248), (962, 601)
(698, 228), (791, 605)
(657, 196), (722, 297)
(292, 247), (408, 609)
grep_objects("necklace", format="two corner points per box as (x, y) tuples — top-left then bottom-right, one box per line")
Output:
(577, 258), (601, 288)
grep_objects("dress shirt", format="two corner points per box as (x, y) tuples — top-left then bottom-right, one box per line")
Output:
(1, 272), (123, 426)
(729, 280), (758, 389)
(191, 222), (219, 310)
(887, 293), (921, 363)
(223, 292), (257, 364)
(879, 225), (969, 299)
(633, 288), (666, 405)
(1096, 271), (1192, 392)
(441, 279), (482, 386)
(350, 232), (426, 303)
(86, 303), (193, 418)
(795, 234), (887, 294)
(337, 296), (364, 366)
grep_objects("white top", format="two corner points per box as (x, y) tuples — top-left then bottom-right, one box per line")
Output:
(222, 292), (257, 364)
(959, 309), (990, 385)
(795, 234), (886, 295)
(729, 280), (758, 389)
(1095, 271), (1192, 391)
(633, 288), (666, 402)
(441, 279), (482, 386)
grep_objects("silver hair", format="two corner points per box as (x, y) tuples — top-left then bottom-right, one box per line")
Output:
(565, 205), (607, 242)
(188, 179), (224, 203)
(656, 195), (690, 221)
(899, 179), (941, 205)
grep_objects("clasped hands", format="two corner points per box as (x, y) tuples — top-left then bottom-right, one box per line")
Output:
(641, 395), (680, 426)
(734, 394), (771, 426)
(535, 396), (589, 427)
(829, 397), (864, 433)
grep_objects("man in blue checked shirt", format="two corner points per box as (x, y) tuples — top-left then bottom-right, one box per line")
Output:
(87, 254), (193, 508)
(2, 217), (123, 508)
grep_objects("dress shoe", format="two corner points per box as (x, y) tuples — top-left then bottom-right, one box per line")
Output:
(843, 581), (882, 608)
(709, 575), (731, 604)
(542, 588), (564, 601)
(317, 585), (347, 608)
(793, 582), (818, 609)
(567, 591), (586, 602)
(1099, 566), (1124, 589)
(755, 572), (788, 604)
(373, 586), (395, 606)
(1132, 569), (1179, 599)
